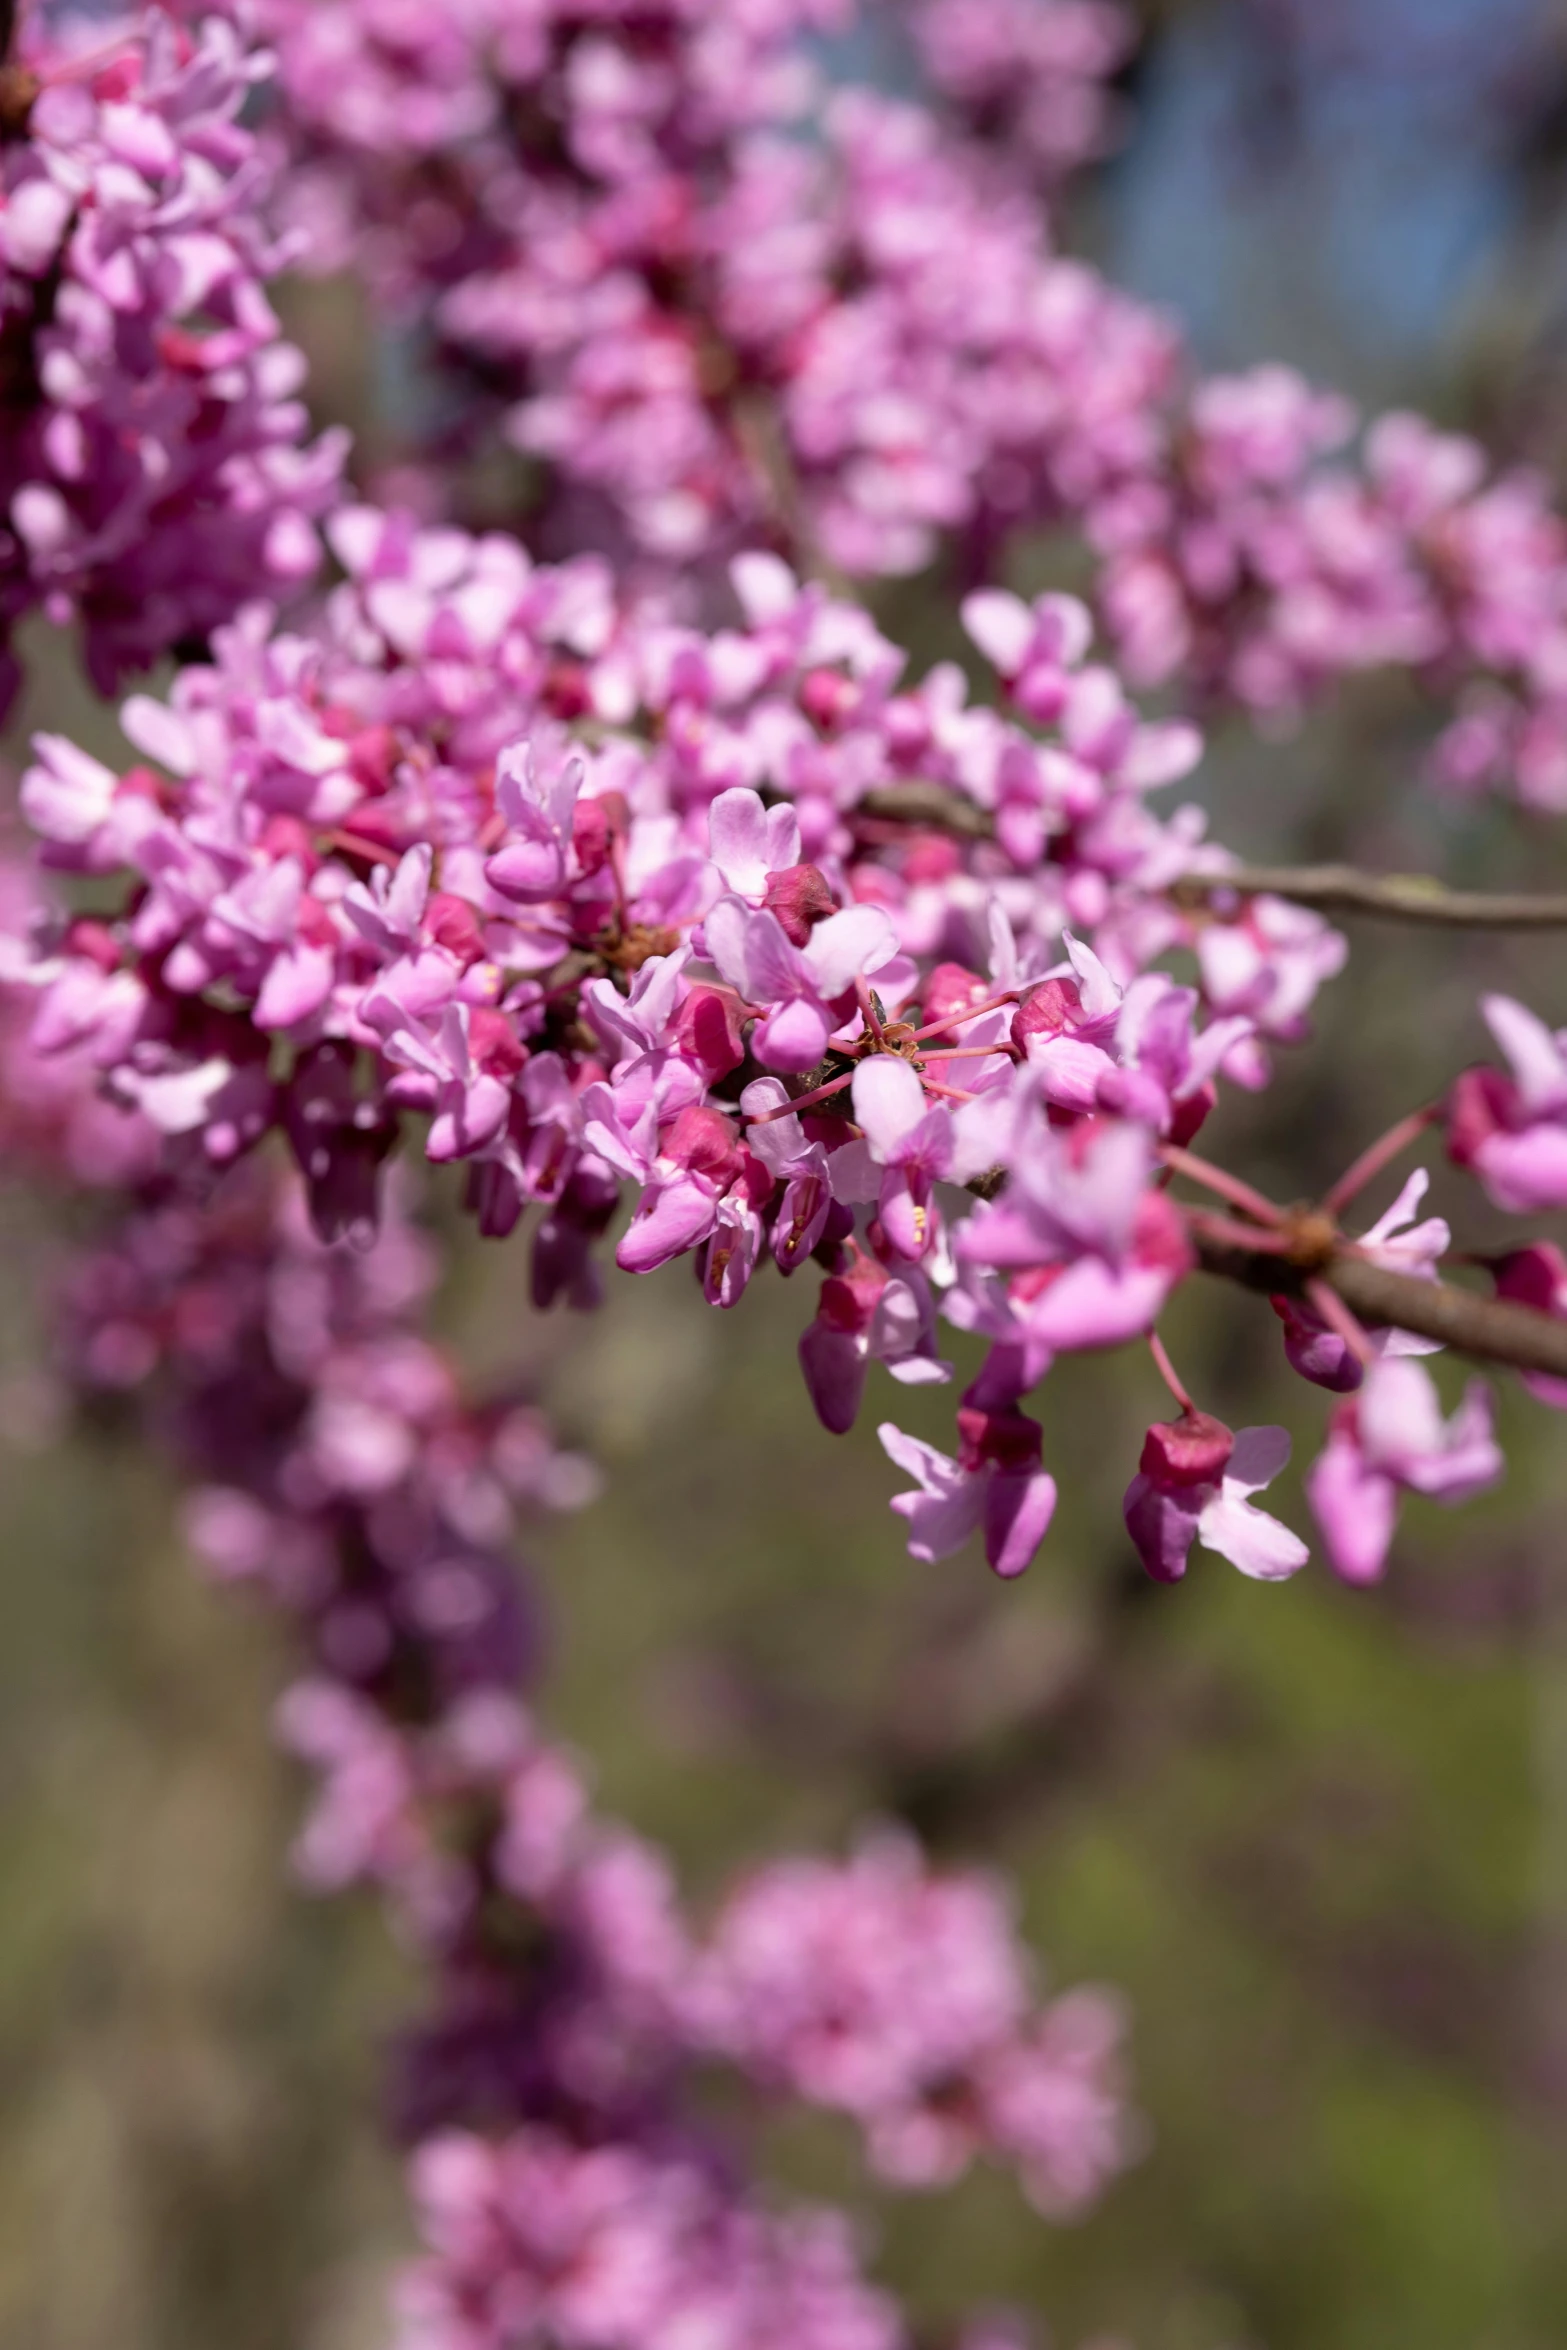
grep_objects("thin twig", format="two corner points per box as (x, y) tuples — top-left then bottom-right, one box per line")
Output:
(1148, 1331), (1193, 1412)
(1323, 1104), (1440, 1218)
(856, 781), (998, 842)
(857, 781), (1567, 927)
(1160, 1143), (1285, 1228)
(1173, 866), (1567, 928)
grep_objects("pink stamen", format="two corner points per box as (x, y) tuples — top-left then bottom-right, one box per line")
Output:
(1148, 1331), (1194, 1413)
(919, 1042), (1019, 1063)
(911, 990), (1021, 1043)
(1160, 1144), (1284, 1229)
(746, 1070), (855, 1124)
(1322, 1104), (1440, 1218)
(1305, 1276), (1378, 1368)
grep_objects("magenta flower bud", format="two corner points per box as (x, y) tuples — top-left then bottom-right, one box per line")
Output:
(543, 656), (593, 720)
(761, 862), (835, 946)
(1167, 1079), (1217, 1147)
(1272, 1296), (1363, 1393)
(1445, 1064), (1514, 1166)
(1139, 1409), (1234, 1488)
(425, 892), (486, 965)
(1011, 977), (1083, 1052)
(799, 1262), (888, 1435)
(258, 814), (319, 871)
(570, 795), (614, 876)
(900, 834), (962, 885)
(1492, 1241), (1567, 1312)
(468, 1008), (529, 1081)
(659, 1104), (742, 1186)
(672, 982), (747, 1080)
(956, 1403), (1043, 1476)
(1488, 1244), (1567, 1407)
(818, 1258), (889, 1335)
(799, 669), (859, 730)
(922, 961), (988, 1026)
(62, 916), (119, 972)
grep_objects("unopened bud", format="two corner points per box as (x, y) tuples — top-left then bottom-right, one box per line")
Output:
(762, 862), (836, 945)
(1139, 1408), (1233, 1488)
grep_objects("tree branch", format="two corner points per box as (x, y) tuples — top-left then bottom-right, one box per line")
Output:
(857, 782), (1567, 926)
(1171, 866), (1567, 928)
(1194, 1231), (1567, 1379)
(856, 781), (998, 841)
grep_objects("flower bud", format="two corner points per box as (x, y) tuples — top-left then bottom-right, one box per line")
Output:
(1011, 977), (1082, 1053)
(1445, 1064), (1513, 1166)
(922, 962), (988, 1027)
(1138, 1408), (1233, 1488)
(762, 862), (835, 946)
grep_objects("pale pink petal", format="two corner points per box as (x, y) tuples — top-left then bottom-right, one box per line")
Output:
(1223, 1424), (1292, 1494)
(852, 1054), (927, 1160)
(708, 787), (774, 896)
(803, 904), (896, 998)
(1197, 1490), (1308, 1581)
(1483, 993), (1567, 1112)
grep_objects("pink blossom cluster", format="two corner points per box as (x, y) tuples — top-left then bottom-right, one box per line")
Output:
(4, 2), (1567, 2339)
(1095, 381), (1567, 806)
(0, 6), (345, 713)
(181, 0), (1171, 576)
(913, 0), (1134, 190)
(17, 494), (1567, 1588)
(0, 849), (160, 1183)
(399, 2127), (905, 2350)
(31, 1092), (1129, 2345)
(698, 1831), (1130, 2215)
(56, 1161), (587, 1695)
(171, 0), (1567, 805)
(11, 514), (1345, 1572)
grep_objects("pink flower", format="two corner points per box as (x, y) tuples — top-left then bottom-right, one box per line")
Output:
(1123, 1414), (1307, 1584)
(880, 1405), (1057, 1579)
(1306, 1359), (1503, 1586)
(1491, 1244), (1567, 1410)
(1446, 994), (1567, 1213)
(707, 785), (802, 901)
(847, 1055), (955, 1262)
(705, 895), (896, 1073)
(1274, 1168), (1450, 1391)
(798, 1252), (949, 1434)
(962, 587), (1092, 724)
(485, 742), (587, 904)
(365, 998), (521, 1164)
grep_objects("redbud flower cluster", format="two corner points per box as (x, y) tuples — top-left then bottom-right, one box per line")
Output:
(14, 507), (1342, 1577)
(173, 0), (1567, 808)
(39, 1115), (1129, 2350)
(18, 497), (1567, 1592)
(0, 6), (344, 713)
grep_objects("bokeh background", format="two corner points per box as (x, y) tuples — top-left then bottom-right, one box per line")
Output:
(5, 1), (1567, 2344)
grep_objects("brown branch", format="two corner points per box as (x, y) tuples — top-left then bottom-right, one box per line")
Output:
(858, 781), (1567, 927)
(857, 780), (997, 841)
(857, 782), (997, 839)
(1194, 1230), (1567, 1380)
(1172, 866), (1567, 928)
